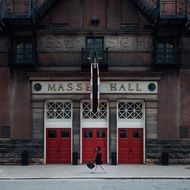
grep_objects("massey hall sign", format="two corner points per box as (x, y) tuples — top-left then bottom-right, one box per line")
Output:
(32, 81), (158, 94)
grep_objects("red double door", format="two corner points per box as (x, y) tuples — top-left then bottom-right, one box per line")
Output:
(46, 128), (71, 164)
(118, 128), (143, 164)
(82, 128), (107, 163)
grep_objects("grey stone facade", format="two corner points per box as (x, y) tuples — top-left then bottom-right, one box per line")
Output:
(0, 139), (43, 165)
(1, 139), (190, 165)
(146, 140), (190, 164)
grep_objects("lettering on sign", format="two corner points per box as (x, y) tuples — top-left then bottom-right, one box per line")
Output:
(110, 83), (142, 92)
(38, 36), (85, 52)
(105, 36), (152, 51)
(38, 36), (152, 52)
(32, 81), (158, 94)
(47, 83), (90, 92)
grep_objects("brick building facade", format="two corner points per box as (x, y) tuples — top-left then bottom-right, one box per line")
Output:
(0, 0), (190, 164)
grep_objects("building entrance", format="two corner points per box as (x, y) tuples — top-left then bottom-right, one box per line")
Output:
(82, 128), (107, 163)
(46, 128), (71, 163)
(117, 101), (145, 164)
(45, 101), (72, 164)
(81, 101), (109, 163)
(118, 128), (143, 163)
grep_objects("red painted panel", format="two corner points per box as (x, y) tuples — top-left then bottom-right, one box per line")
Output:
(95, 128), (107, 163)
(46, 129), (59, 163)
(59, 129), (71, 163)
(46, 128), (71, 164)
(82, 128), (107, 163)
(118, 128), (143, 164)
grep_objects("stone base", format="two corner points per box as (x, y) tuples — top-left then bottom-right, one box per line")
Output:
(146, 139), (190, 165)
(1, 139), (190, 165)
(0, 139), (43, 165)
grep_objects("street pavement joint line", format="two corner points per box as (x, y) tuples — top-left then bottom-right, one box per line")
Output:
(0, 176), (190, 180)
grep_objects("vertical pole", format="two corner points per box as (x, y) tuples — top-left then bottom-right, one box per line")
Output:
(90, 58), (100, 113)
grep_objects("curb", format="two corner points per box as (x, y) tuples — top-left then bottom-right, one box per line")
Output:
(0, 176), (190, 180)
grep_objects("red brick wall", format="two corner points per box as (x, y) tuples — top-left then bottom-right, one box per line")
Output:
(51, 0), (69, 24)
(10, 71), (32, 139)
(122, 0), (139, 24)
(158, 70), (180, 139)
(40, 0), (146, 29)
(180, 70), (190, 131)
(68, 0), (82, 29)
(107, 0), (121, 29)
(0, 69), (10, 127)
(159, 69), (190, 139)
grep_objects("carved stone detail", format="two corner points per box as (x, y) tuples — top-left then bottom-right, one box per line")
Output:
(38, 35), (152, 52)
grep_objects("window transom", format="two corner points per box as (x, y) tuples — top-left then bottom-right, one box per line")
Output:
(46, 102), (71, 119)
(118, 102), (143, 120)
(82, 102), (107, 119)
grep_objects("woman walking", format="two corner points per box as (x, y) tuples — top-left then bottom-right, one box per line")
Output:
(92, 146), (106, 173)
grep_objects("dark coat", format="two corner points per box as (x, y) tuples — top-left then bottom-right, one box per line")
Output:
(94, 152), (102, 165)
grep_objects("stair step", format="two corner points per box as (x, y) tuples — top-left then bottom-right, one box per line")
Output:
(130, 0), (157, 23)
(36, 0), (58, 19)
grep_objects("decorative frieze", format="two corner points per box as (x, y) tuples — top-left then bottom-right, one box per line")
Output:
(37, 36), (152, 52)
(38, 36), (85, 52)
(105, 36), (152, 51)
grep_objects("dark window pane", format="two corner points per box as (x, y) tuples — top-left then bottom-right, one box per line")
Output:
(166, 43), (173, 48)
(157, 49), (165, 53)
(16, 41), (33, 63)
(17, 43), (24, 49)
(48, 130), (57, 138)
(120, 130), (128, 138)
(156, 39), (175, 64)
(86, 37), (103, 51)
(179, 127), (189, 138)
(95, 44), (103, 50)
(97, 130), (106, 138)
(25, 43), (32, 49)
(84, 131), (93, 138)
(1, 126), (10, 138)
(157, 43), (164, 48)
(166, 49), (173, 53)
(61, 131), (70, 138)
(133, 130), (141, 138)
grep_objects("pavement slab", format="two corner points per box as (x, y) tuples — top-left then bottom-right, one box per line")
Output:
(0, 164), (190, 179)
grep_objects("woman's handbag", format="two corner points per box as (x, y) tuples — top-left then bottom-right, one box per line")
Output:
(87, 161), (95, 169)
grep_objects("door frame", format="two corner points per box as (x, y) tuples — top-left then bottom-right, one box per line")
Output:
(80, 100), (109, 164)
(44, 100), (73, 164)
(117, 100), (145, 164)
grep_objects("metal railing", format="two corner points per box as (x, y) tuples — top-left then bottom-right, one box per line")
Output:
(1, 0), (34, 19)
(154, 48), (181, 65)
(9, 48), (36, 66)
(35, 0), (57, 19)
(159, 0), (187, 17)
(0, 0), (190, 22)
(141, 0), (158, 10)
(132, 0), (158, 21)
(0, 0), (57, 20)
(81, 48), (108, 70)
(133, 0), (190, 19)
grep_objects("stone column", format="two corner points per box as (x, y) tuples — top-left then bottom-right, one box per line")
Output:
(109, 101), (117, 162)
(72, 101), (81, 159)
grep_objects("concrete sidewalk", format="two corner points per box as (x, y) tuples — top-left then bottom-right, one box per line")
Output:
(0, 164), (190, 180)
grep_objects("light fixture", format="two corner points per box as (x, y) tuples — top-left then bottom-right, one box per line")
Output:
(91, 16), (99, 26)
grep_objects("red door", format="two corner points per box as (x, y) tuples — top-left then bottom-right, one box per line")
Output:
(82, 128), (107, 163)
(118, 128), (143, 164)
(46, 128), (71, 164)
